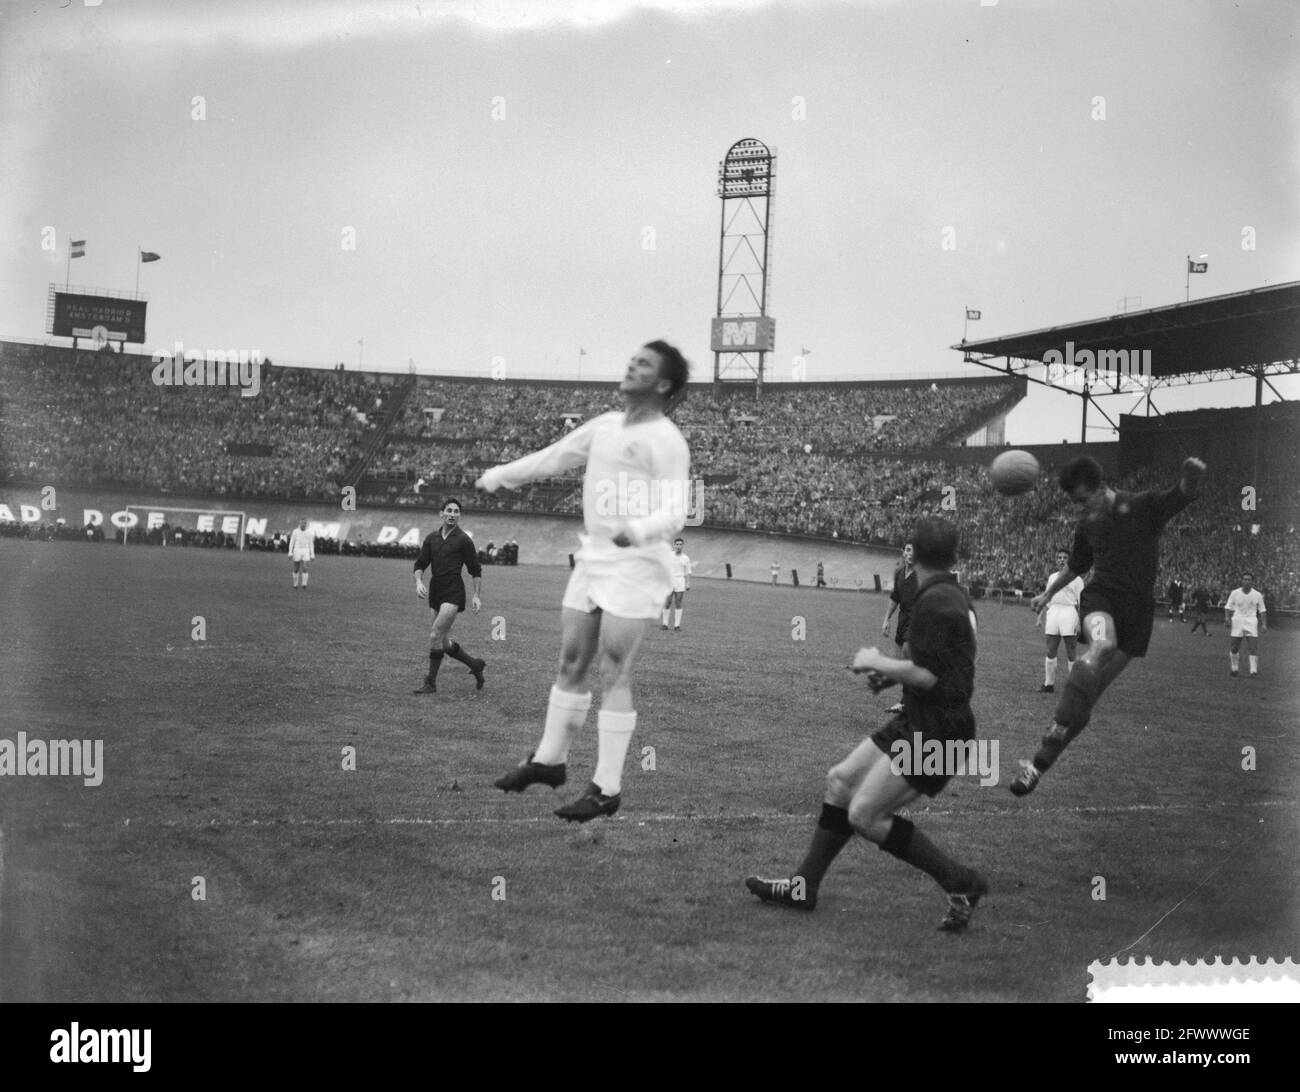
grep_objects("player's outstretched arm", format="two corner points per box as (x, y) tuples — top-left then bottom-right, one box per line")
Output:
(620, 435), (692, 547)
(474, 414), (604, 494)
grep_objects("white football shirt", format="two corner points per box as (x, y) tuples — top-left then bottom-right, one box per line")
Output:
(481, 410), (691, 560)
(1046, 569), (1084, 608)
(1225, 588), (1266, 623)
(669, 552), (693, 582)
(288, 527), (315, 559)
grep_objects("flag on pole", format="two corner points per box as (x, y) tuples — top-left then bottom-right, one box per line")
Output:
(1187, 259), (1208, 274)
(140, 251), (161, 263)
(70, 240), (86, 259)
(966, 309), (981, 320)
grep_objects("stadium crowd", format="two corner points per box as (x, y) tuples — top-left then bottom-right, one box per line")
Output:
(3, 341), (1295, 608)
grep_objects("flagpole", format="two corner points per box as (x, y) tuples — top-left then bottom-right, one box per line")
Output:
(576, 349), (582, 380)
(65, 242), (71, 289)
(135, 246), (141, 295)
(1185, 255), (1189, 303)
(963, 306), (968, 343)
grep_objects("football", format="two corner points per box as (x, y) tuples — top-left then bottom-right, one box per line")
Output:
(989, 449), (1040, 496)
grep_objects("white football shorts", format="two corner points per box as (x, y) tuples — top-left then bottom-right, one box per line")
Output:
(292, 550), (312, 563)
(1230, 618), (1259, 638)
(1044, 605), (1079, 637)
(562, 539), (671, 620)
(671, 576), (688, 594)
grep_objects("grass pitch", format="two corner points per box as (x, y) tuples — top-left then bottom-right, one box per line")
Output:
(1, 538), (1295, 1001)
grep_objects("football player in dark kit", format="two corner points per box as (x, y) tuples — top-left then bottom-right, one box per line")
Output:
(1011, 455), (1205, 795)
(412, 497), (486, 693)
(746, 516), (989, 932)
(881, 542), (917, 713)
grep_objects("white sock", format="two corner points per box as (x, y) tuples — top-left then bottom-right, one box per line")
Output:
(293, 573), (299, 586)
(674, 608), (683, 627)
(302, 572), (309, 586)
(1044, 657), (1057, 686)
(534, 686), (592, 765)
(662, 609), (670, 625)
(1065, 658), (1074, 674)
(1230, 652), (1240, 670)
(1249, 655), (1257, 674)
(594, 709), (637, 796)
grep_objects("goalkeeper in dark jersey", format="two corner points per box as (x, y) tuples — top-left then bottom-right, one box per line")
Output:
(1009, 455), (1205, 796)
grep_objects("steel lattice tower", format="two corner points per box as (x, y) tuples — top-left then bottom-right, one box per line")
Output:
(712, 138), (776, 386)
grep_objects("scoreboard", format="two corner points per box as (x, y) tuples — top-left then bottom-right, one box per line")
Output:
(710, 316), (775, 352)
(49, 287), (148, 344)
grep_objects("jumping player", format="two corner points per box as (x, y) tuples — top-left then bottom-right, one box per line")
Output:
(745, 516), (988, 932)
(481, 341), (691, 822)
(412, 498), (486, 693)
(662, 537), (693, 630)
(1039, 549), (1084, 693)
(1225, 572), (1266, 678)
(1010, 455), (1205, 796)
(882, 542), (917, 713)
(288, 518), (314, 589)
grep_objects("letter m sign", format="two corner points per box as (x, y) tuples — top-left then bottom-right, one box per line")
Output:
(710, 316), (776, 352)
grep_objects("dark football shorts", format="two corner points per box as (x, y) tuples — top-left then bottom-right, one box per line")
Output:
(895, 614), (911, 646)
(428, 581), (467, 613)
(1078, 586), (1154, 657)
(870, 708), (976, 797)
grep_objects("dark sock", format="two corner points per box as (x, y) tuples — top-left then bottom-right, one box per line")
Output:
(427, 649), (444, 682)
(1053, 660), (1100, 734)
(879, 816), (975, 894)
(795, 804), (854, 892)
(446, 641), (479, 667)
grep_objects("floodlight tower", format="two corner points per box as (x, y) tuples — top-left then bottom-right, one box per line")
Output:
(712, 138), (776, 386)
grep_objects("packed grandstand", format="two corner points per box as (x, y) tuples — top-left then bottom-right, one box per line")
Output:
(1, 339), (1296, 609)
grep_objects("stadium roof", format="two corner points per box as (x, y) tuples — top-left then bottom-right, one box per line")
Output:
(954, 280), (1300, 385)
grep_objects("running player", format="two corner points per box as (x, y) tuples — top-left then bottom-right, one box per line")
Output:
(745, 516), (988, 932)
(481, 340), (691, 822)
(288, 518), (314, 589)
(662, 537), (692, 630)
(1010, 455), (1205, 796)
(411, 498), (486, 693)
(1225, 572), (1266, 678)
(1039, 549), (1084, 692)
(882, 543), (916, 713)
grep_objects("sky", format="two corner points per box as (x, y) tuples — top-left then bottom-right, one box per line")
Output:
(2, 0), (1297, 443)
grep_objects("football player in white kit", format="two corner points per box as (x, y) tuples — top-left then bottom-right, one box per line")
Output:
(288, 518), (315, 589)
(479, 341), (692, 822)
(1225, 572), (1266, 678)
(662, 537), (692, 630)
(1039, 549), (1084, 692)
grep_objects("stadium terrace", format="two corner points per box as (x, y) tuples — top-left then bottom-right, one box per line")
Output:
(150, 341), (262, 398)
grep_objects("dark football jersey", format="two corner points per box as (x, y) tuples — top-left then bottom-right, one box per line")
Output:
(904, 573), (976, 716)
(891, 566), (919, 622)
(414, 526), (481, 586)
(1067, 486), (1190, 601)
